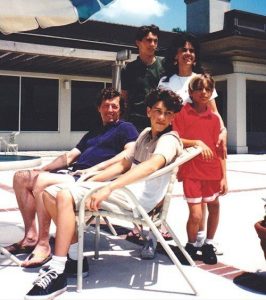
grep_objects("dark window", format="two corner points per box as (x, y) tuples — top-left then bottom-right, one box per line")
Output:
(0, 76), (19, 131)
(215, 80), (227, 127)
(71, 81), (104, 131)
(21, 77), (58, 131)
(247, 80), (266, 132)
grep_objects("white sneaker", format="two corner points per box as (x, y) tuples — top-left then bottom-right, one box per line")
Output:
(196, 237), (224, 255)
(195, 236), (205, 248)
(213, 241), (224, 255)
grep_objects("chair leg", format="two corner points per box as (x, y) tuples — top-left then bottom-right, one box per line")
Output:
(152, 224), (198, 295)
(103, 217), (117, 236)
(0, 246), (22, 266)
(77, 224), (85, 292)
(94, 216), (100, 259)
(136, 206), (198, 295)
(162, 221), (196, 267)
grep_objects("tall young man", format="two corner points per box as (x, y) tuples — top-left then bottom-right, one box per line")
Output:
(121, 24), (165, 132)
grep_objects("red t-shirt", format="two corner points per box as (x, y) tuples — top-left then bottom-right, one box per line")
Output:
(173, 103), (222, 180)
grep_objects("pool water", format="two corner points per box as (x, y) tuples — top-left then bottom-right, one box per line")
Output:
(0, 155), (41, 171)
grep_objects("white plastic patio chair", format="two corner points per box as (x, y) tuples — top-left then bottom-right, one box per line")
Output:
(76, 146), (202, 295)
(2, 132), (20, 154)
(0, 136), (3, 152)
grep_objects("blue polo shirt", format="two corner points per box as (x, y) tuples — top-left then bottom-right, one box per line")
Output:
(71, 120), (138, 171)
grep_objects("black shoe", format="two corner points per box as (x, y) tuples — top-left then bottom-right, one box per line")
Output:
(185, 243), (198, 260)
(25, 269), (67, 300)
(64, 256), (89, 278)
(202, 243), (217, 265)
(140, 239), (156, 260)
(40, 256), (89, 278)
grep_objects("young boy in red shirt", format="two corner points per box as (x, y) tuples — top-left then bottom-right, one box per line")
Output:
(173, 73), (228, 264)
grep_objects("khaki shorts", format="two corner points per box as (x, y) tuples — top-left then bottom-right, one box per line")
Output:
(45, 181), (140, 216)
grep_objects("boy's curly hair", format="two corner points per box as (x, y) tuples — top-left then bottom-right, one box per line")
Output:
(146, 88), (183, 113)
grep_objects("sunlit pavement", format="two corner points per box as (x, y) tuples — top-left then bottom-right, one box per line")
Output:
(0, 151), (266, 300)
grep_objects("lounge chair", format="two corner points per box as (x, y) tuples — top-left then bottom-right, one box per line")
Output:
(75, 146), (202, 295)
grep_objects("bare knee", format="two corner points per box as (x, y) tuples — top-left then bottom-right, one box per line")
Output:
(189, 212), (202, 225)
(56, 190), (75, 211)
(13, 170), (39, 190)
(207, 199), (220, 214)
(13, 170), (29, 186)
(188, 204), (202, 225)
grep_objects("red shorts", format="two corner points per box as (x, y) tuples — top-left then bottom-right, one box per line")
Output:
(183, 178), (220, 204)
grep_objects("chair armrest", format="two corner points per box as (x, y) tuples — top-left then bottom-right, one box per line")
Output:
(77, 182), (110, 213)
(143, 146), (202, 181)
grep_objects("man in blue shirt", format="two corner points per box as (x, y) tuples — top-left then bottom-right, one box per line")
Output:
(5, 87), (138, 268)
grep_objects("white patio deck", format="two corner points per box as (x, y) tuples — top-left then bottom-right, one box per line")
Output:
(0, 151), (266, 300)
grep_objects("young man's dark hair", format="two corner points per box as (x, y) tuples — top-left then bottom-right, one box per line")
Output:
(146, 88), (183, 113)
(135, 24), (160, 41)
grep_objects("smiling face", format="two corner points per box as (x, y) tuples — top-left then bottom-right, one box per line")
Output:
(98, 96), (120, 125)
(147, 101), (175, 137)
(136, 32), (158, 57)
(175, 41), (196, 70)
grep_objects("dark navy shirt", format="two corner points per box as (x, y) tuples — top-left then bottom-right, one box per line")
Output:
(71, 120), (138, 171)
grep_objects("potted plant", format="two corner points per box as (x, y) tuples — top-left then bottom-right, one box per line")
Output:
(254, 202), (266, 259)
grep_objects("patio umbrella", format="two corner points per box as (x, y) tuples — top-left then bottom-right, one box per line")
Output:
(0, 0), (115, 35)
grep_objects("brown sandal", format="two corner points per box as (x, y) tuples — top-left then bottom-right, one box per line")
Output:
(126, 230), (141, 242)
(161, 231), (173, 241)
(4, 243), (35, 255)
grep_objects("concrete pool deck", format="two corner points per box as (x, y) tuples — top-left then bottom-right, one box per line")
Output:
(0, 151), (266, 299)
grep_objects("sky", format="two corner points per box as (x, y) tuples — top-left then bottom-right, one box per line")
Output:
(92, 0), (266, 32)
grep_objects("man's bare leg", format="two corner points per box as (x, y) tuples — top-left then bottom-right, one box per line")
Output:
(22, 173), (75, 267)
(11, 170), (41, 249)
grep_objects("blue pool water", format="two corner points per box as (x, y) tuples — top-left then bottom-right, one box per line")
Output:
(0, 155), (41, 171)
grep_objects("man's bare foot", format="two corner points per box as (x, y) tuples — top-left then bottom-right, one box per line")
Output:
(22, 252), (52, 268)
(22, 244), (51, 268)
